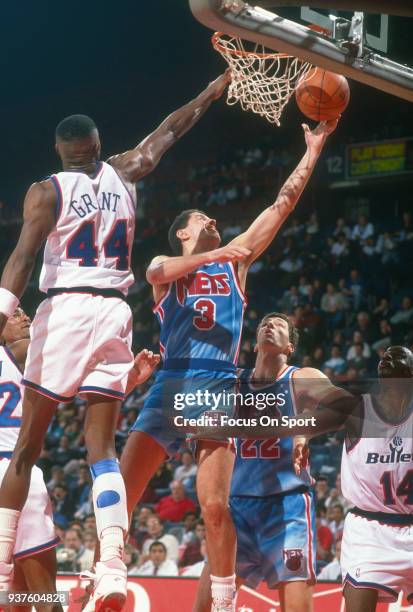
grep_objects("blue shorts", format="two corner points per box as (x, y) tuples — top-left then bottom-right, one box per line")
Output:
(230, 489), (316, 588)
(131, 361), (236, 457)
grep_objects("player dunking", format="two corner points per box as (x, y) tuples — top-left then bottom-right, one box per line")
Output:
(120, 120), (337, 612)
(0, 71), (230, 610)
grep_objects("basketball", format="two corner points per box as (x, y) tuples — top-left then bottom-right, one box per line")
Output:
(295, 68), (350, 121)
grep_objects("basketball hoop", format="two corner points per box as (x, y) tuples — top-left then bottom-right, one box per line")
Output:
(212, 32), (314, 126)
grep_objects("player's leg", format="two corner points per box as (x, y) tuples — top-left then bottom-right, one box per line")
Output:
(279, 581), (313, 612)
(13, 548), (63, 612)
(343, 583), (378, 612)
(0, 389), (57, 588)
(192, 563), (244, 612)
(83, 394), (129, 609)
(120, 431), (167, 519)
(196, 441), (236, 611)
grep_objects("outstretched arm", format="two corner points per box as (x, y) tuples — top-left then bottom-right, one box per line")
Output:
(0, 182), (56, 336)
(231, 120), (338, 271)
(108, 71), (231, 183)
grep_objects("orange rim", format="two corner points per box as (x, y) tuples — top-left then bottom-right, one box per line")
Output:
(212, 32), (292, 59)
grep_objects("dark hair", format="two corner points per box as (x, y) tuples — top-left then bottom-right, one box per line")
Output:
(55, 114), (97, 142)
(168, 209), (204, 255)
(149, 540), (167, 554)
(183, 511), (197, 520)
(257, 312), (299, 351)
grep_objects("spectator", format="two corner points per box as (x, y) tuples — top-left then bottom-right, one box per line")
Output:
(83, 529), (97, 553)
(315, 476), (330, 503)
(306, 212), (319, 236)
(132, 505), (155, 551)
(132, 541), (178, 576)
(63, 528), (94, 572)
(179, 519), (206, 568)
(371, 319), (392, 352)
(279, 254), (304, 274)
(347, 269), (364, 311)
(352, 311), (374, 344)
(141, 516), (179, 563)
(278, 286), (300, 312)
(46, 466), (66, 492)
(169, 511), (198, 545)
(123, 543), (140, 574)
(316, 504), (334, 565)
(320, 283), (348, 328)
(390, 296), (413, 326)
(347, 343), (368, 375)
(376, 231), (398, 265)
(351, 214), (374, 242)
(317, 540), (342, 581)
(173, 450), (197, 487)
(330, 233), (349, 259)
(323, 346), (347, 376)
(333, 217), (351, 239)
(325, 474), (350, 513)
(155, 480), (197, 523)
(346, 332), (371, 360)
(327, 503), (345, 540)
(372, 297), (392, 322)
(51, 485), (75, 527)
(181, 539), (208, 577)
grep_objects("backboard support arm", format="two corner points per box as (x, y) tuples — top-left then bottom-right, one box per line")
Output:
(189, 0), (413, 103)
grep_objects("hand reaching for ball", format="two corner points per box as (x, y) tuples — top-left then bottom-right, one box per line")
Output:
(303, 118), (339, 151)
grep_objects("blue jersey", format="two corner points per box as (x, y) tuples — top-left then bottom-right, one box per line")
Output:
(231, 366), (313, 497)
(153, 262), (246, 364)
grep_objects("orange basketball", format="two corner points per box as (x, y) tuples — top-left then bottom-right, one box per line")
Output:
(295, 68), (350, 121)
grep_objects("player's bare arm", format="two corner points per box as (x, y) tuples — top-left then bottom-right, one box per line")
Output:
(147, 244), (251, 302)
(0, 181), (56, 335)
(107, 70), (232, 183)
(230, 119), (338, 288)
(125, 349), (161, 396)
(6, 339), (30, 372)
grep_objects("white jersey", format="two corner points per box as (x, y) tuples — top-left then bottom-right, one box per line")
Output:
(341, 393), (413, 514)
(39, 161), (136, 295)
(0, 345), (23, 453)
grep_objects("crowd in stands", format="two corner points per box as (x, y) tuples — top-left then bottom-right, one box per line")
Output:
(1, 138), (412, 583)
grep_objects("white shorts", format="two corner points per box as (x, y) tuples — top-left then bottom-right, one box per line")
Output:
(0, 458), (58, 560)
(341, 511), (413, 603)
(23, 293), (133, 402)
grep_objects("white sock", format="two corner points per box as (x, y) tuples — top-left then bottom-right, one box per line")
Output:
(0, 509), (20, 564)
(211, 574), (236, 609)
(100, 526), (124, 563)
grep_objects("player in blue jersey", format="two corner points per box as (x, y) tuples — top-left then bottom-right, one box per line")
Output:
(121, 120), (337, 612)
(193, 311), (339, 612)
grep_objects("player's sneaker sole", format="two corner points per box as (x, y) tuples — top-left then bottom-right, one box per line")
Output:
(95, 591), (126, 612)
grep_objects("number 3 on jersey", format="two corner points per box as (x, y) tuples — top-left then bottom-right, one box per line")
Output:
(193, 298), (216, 330)
(67, 220), (129, 270)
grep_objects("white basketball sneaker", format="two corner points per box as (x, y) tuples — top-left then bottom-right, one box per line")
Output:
(0, 562), (13, 591)
(81, 559), (127, 611)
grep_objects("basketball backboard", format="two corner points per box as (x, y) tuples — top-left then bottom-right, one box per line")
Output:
(188, 0), (413, 102)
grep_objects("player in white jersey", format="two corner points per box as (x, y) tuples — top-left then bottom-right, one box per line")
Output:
(288, 346), (413, 611)
(340, 346), (413, 611)
(0, 308), (61, 612)
(0, 71), (230, 610)
(0, 307), (158, 612)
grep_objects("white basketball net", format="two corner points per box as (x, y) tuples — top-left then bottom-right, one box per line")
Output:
(212, 33), (313, 126)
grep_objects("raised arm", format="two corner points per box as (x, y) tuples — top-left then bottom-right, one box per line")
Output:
(0, 182), (56, 335)
(231, 120), (338, 274)
(108, 71), (231, 183)
(147, 244), (251, 303)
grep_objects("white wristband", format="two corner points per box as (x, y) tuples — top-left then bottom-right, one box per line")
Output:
(0, 288), (19, 318)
